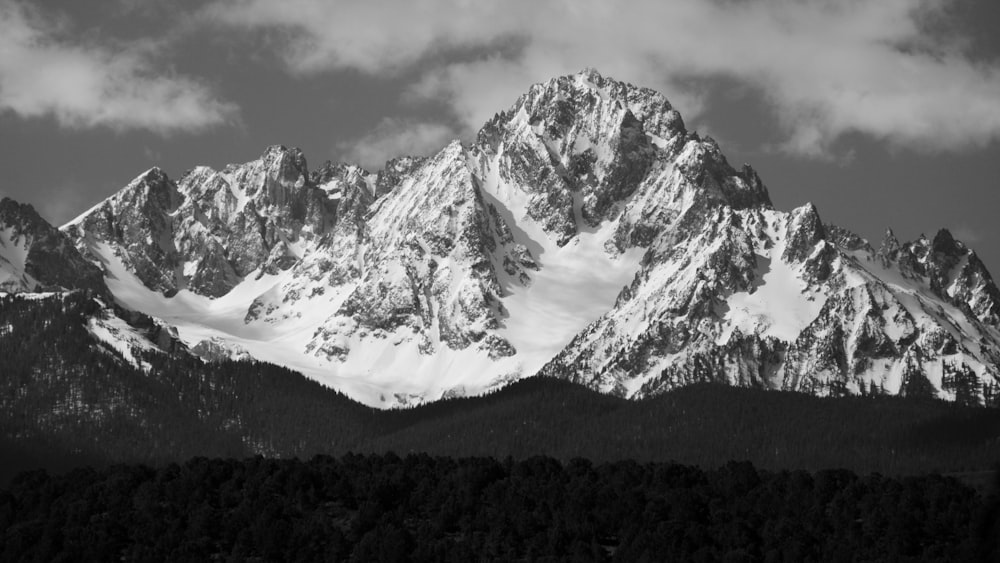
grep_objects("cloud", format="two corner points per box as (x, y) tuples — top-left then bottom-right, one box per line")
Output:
(336, 118), (459, 169)
(951, 225), (983, 244)
(202, 0), (1000, 157)
(0, 0), (237, 134)
(200, 0), (517, 75)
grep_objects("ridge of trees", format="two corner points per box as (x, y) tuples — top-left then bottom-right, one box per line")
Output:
(3, 293), (1000, 483)
(2, 453), (998, 562)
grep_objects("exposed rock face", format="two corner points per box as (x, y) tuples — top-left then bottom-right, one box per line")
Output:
(0, 198), (106, 295)
(58, 69), (1000, 407)
(63, 146), (340, 298)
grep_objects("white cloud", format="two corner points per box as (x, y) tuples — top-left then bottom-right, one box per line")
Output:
(336, 118), (458, 170)
(0, 0), (237, 134)
(203, 0), (1000, 157)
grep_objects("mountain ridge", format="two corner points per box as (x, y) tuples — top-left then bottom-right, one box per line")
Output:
(6, 68), (998, 408)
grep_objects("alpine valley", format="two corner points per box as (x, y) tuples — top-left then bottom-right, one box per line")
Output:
(4, 69), (1000, 411)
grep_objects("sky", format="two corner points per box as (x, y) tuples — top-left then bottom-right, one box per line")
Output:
(1, 0), (999, 271)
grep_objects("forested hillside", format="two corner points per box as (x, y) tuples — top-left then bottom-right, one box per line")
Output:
(3, 292), (1000, 484)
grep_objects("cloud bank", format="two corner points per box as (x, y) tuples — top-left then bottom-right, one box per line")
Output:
(0, 0), (236, 134)
(204, 0), (1000, 159)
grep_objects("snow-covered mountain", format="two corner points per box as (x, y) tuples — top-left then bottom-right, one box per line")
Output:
(52, 68), (1000, 407)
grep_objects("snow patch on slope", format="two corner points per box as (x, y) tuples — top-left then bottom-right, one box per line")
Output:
(87, 314), (158, 369)
(722, 214), (826, 342)
(0, 227), (33, 290)
(89, 240), (393, 405)
(479, 151), (644, 378)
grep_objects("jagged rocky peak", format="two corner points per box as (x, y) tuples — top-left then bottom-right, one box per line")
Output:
(917, 228), (1000, 326)
(499, 67), (687, 144)
(374, 156), (426, 198)
(471, 69), (678, 245)
(67, 166), (181, 233)
(471, 69), (771, 250)
(932, 228), (962, 257)
(63, 168), (182, 295)
(60, 146), (327, 298)
(176, 144), (331, 231)
(825, 223), (872, 253)
(0, 198), (107, 294)
(782, 202), (826, 263)
(311, 160), (370, 189)
(218, 144), (311, 205)
(876, 228), (902, 265)
(869, 226), (1000, 326)
(309, 160), (376, 226)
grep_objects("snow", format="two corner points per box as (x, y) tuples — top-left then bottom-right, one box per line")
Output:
(323, 324), (517, 401)
(646, 132), (671, 150)
(0, 226), (31, 289)
(878, 359), (906, 395)
(63, 198), (109, 229)
(78, 138), (649, 409)
(182, 260), (199, 278)
(479, 151), (644, 381)
(52, 71), (1000, 408)
(946, 255), (970, 298)
(318, 179), (343, 200)
(574, 71), (609, 101)
(722, 213), (826, 343)
(855, 252), (989, 359)
(878, 293), (911, 342)
(88, 240), (394, 405)
(87, 314), (158, 369)
(0, 291), (59, 300)
(219, 172), (249, 216)
(724, 253), (824, 342)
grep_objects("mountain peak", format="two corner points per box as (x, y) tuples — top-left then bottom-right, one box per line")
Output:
(576, 66), (604, 82)
(877, 228), (901, 262)
(257, 145), (309, 179)
(0, 197), (107, 294)
(140, 165), (167, 179)
(262, 144), (296, 156)
(931, 228), (962, 257)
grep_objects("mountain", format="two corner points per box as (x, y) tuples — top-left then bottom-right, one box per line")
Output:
(0, 198), (106, 295)
(45, 68), (1000, 407)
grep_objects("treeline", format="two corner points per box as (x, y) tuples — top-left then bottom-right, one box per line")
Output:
(0, 292), (375, 481)
(2, 454), (998, 562)
(3, 293), (1000, 482)
(364, 377), (1000, 476)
